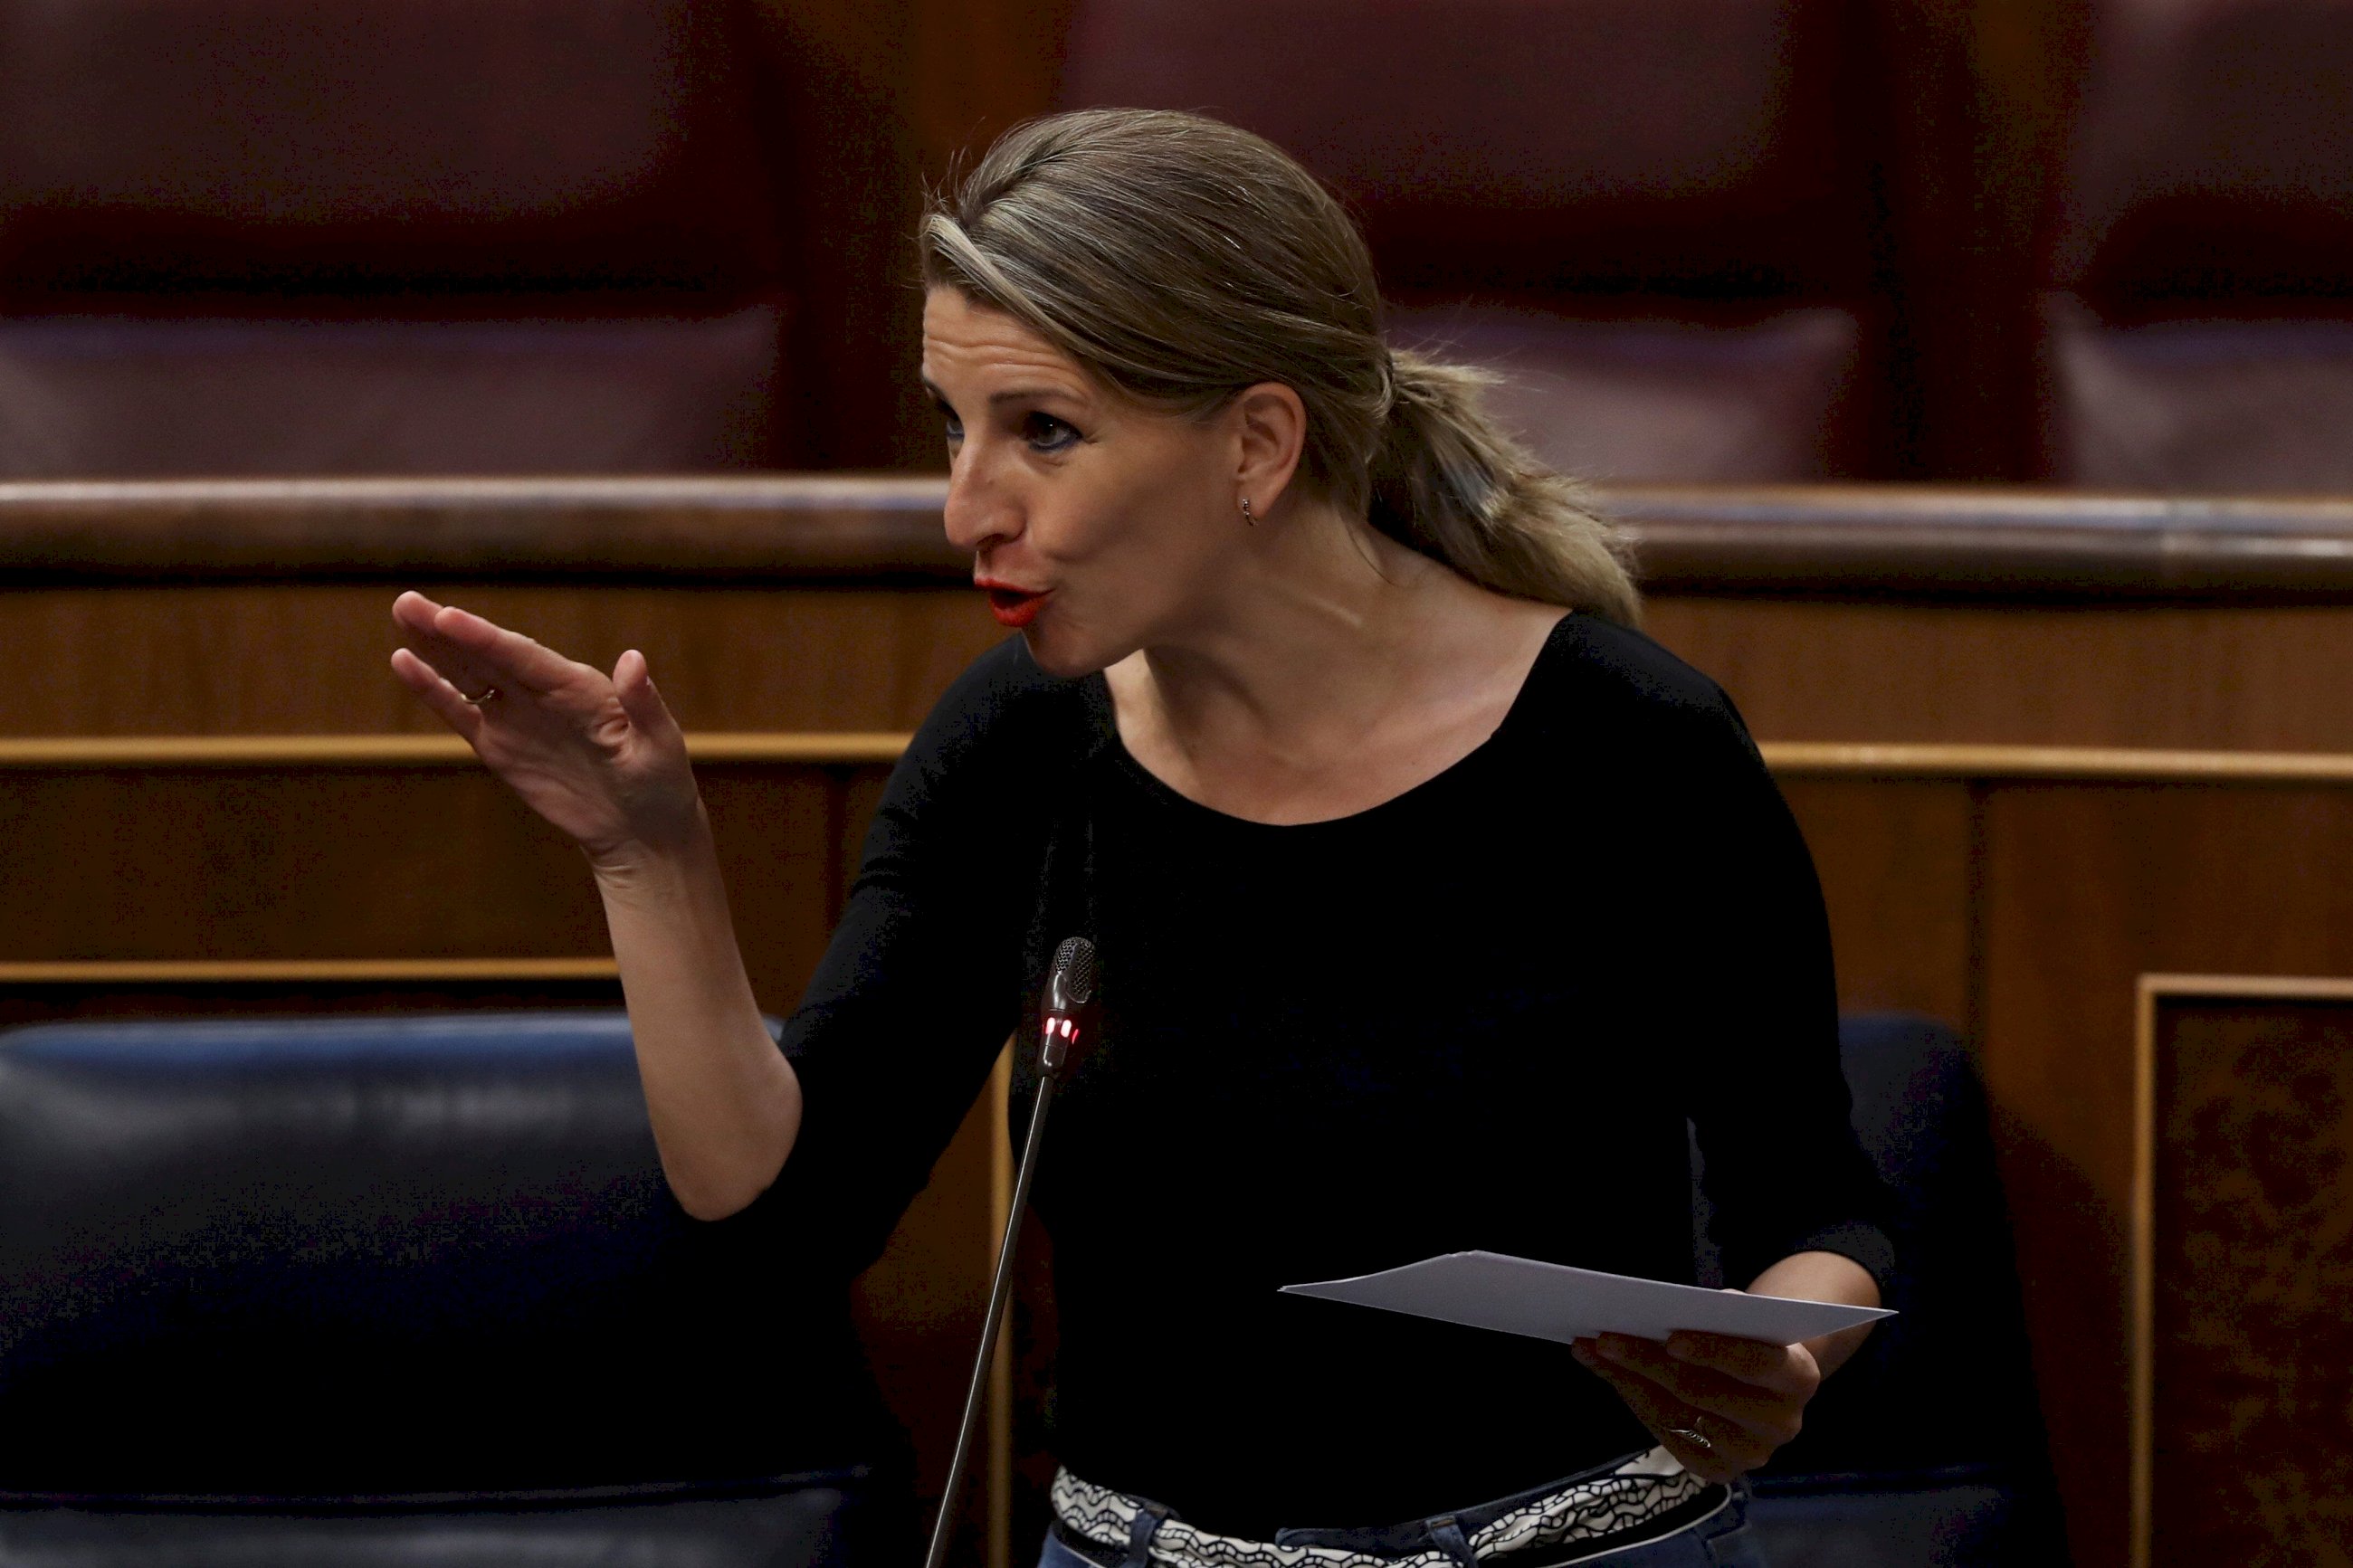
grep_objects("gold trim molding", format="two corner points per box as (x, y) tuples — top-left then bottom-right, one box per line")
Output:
(1765, 741), (2353, 782)
(10, 733), (2353, 783)
(0, 733), (911, 767)
(0, 958), (619, 984)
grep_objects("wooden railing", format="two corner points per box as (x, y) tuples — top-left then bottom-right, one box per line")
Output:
(10, 475), (2353, 593)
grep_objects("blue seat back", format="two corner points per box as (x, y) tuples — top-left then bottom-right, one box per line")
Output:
(0, 1012), (889, 1501)
(1694, 1013), (2070, 1565)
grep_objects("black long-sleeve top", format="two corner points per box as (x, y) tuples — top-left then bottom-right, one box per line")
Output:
(749, 613), (1893, 1537)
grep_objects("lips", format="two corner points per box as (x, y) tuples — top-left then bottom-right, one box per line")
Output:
(979, 582), (1051, 629)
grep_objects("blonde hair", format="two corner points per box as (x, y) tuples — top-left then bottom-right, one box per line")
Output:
(919, 109), (1641, 626)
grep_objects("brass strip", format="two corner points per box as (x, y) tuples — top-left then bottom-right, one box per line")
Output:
(0, 958), (618, 984)
(2138, 971), (2353, 1002)
(0, 733), (912, 767)
(1762, 741), (2353, 782)
(10, 733), (2353, 783)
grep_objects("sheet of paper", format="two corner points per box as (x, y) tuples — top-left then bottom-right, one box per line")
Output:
(1280, 1250), (1892, 1347)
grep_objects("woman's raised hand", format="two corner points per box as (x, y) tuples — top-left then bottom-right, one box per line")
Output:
(388, 591), (701, 869)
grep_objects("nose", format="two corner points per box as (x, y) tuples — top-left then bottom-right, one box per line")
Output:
(941, 445), (1021, 556)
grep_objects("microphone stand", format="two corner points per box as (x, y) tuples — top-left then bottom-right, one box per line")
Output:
(920, 1011), (1080, 1568)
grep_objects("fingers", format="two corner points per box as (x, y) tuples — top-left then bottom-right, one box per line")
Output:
(423, 603), (581, 695)
(389, 592), (586, 699)
(1586, 1335), (1808, 1446)
(388, 647), (486, 741)
(1573, 1330), (1815, 1483)
(611, 650), (682, 750)
(390, 589), (444, 637)
(1663, 1328), (1821, 1397)
(392, 593), (502, 699)
(1572, 1342), (1756, 1483)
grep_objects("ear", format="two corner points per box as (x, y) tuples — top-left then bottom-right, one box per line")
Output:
(1229, 382), (1309, 518)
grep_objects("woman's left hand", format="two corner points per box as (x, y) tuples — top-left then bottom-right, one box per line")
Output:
(1570, 1328), (1819, 1484)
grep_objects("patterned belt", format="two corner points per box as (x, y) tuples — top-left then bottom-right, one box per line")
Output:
(1050, 1448), (1721, 1568)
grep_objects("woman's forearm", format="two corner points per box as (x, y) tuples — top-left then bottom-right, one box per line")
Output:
(592, 808), (803, 1221)
(1746, 1250), (1881, 1380)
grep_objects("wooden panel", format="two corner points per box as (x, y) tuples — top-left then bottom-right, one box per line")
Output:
(1779, 776), (1975, 1024)
(701, 760), (876, 1005)
(850, 1054), (1007, 1568)
(0, 583), (999, 736)
(904, 0), (1075, 186)
(0, 764), (837, 971)
(1646, 598), (2353, 753)
(0, 769), (600, 961)
(831, 765), (1008, 1566)
(2135, 980), (2353, 1568)
(30, 576), (2353, 753)
(1981, 785), (2353, 1568)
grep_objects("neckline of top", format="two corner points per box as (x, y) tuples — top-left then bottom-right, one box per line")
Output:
(1081, 611), (1578, 832)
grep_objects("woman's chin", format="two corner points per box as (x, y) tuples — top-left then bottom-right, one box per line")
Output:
(1018, 623), (1120, 681)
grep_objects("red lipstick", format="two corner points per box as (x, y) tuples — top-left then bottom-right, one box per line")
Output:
(977, 580), (1051, 629)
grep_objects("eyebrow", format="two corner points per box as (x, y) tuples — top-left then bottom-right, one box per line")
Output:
(921, 377), (1088, 409)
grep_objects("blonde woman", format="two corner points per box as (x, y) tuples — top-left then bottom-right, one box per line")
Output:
(391, 109), (1888, 1568)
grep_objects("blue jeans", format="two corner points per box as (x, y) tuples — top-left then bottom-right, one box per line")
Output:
(1036, 1477), (1767, 1568)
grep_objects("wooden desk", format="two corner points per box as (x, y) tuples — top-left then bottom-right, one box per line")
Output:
(9, 477), (2353, 1568)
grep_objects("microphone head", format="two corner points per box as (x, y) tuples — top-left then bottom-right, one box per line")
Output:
(1045, 936), (1097, 1017)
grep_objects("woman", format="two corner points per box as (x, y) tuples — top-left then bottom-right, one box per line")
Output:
(390, 109), (1889, 1567)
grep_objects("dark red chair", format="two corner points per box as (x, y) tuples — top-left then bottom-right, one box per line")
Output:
(1059, 0), (1887, 481)
(0, 0), (797, 476)
(2036, 0), (2353, 489)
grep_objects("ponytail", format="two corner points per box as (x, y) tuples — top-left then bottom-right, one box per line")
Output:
(1367, 350), (1640, 626)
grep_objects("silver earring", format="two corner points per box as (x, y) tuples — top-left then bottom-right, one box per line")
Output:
(1239, 497), (1256, 526)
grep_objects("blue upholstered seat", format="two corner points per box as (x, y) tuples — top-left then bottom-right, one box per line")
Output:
(0, 1011), (907, 1566)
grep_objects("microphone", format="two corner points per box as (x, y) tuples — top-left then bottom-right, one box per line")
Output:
(922, 936), (1097, 1568)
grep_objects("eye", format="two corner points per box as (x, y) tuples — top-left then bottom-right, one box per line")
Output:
(936, 401), (964, 445)
(1024, 412), (1082, 453)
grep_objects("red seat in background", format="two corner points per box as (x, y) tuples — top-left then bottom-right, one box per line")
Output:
(2037, 0), (2353, 489)
(0, 0), (795, 476)
(1058, 0), (1887, 482)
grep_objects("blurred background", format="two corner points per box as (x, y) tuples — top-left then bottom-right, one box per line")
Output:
(2, 0), (2349, 489)
(3, 6), (2351, 1568)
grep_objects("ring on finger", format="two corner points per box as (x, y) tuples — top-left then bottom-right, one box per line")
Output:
(1665, 1423), (1713, 1452)
(464, 685), (502, 705)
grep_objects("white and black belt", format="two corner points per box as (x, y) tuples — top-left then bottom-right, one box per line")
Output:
(1050, 1447), (1727, 1568)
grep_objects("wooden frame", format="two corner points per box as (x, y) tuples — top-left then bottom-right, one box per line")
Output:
(2129, 973), (2353, 1568)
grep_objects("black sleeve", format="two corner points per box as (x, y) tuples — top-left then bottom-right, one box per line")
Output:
(710, 639), (1074, 1273)
(1656, 687), (1898, 1296)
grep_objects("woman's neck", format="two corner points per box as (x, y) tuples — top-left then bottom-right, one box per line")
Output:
(1104, 500), (1565, 822)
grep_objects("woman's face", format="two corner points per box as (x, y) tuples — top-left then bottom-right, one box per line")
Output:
(921, 287), (1253, 678)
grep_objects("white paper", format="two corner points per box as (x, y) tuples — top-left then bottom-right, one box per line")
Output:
(1280, 1250), (1892, 1347)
